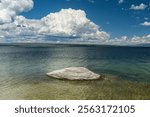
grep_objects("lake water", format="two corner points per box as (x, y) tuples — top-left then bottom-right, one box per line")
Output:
(0, 44), (150, 99)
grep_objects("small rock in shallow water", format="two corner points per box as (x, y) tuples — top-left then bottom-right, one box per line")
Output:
(46, 67), (101, 80)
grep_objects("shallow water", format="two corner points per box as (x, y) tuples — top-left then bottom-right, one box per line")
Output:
(0, 44), (150, 99)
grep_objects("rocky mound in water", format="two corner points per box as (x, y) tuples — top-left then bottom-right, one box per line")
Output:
(46, 67), (101, 80)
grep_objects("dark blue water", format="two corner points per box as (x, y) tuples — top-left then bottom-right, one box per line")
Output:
(0, 44), (150, 99)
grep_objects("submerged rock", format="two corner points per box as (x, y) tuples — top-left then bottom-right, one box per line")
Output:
(46, 67), (101, 80)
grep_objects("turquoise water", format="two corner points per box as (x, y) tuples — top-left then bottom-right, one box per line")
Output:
(0, 44), (150, 99)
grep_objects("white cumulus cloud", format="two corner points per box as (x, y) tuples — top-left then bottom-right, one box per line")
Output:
(0, 8), (110, 42)
(131, 35), (150, 44)
(0, 0), (33, 24)
(0, 0), (149, 45)
(118, 0), (124, 4)
(140, 21), (150, 26)
(130, 3), (147, 10)
(109, 35), (150, 45)
(39, 8), (109, 40)
(88, 0), (95, 3)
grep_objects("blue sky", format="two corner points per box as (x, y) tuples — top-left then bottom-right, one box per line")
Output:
(0, 0), (150, 44)
(22, 0), (150, 38)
